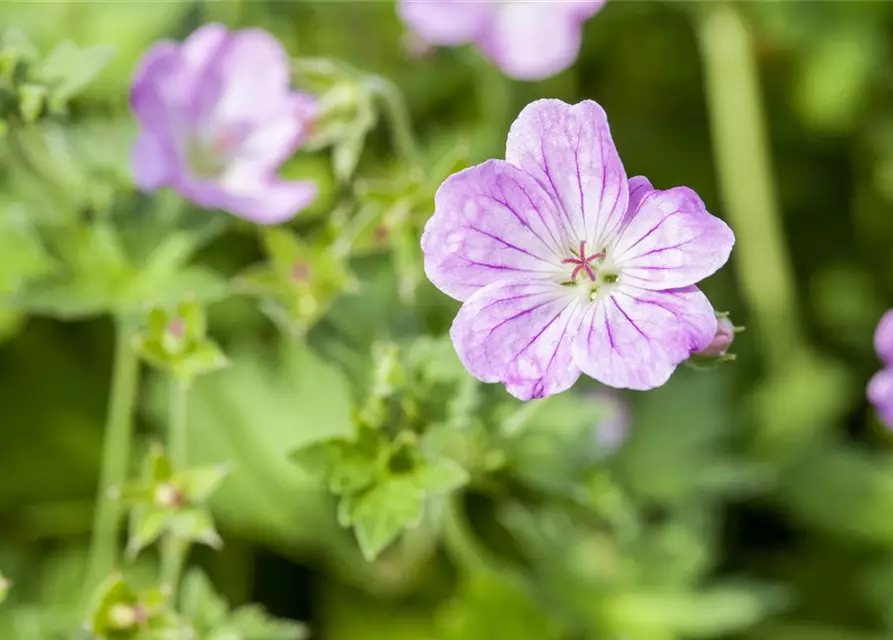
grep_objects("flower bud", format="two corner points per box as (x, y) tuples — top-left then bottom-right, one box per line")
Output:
(695, 315), (737, 359)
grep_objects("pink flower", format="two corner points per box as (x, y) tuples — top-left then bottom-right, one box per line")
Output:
(422, 99), (735, 399)
(130, 24), (317, 224)
(869, 309), (893, 428)
(397, 0), (605, 81)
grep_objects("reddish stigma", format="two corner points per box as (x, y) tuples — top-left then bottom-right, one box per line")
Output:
(561, 241), (604, 282)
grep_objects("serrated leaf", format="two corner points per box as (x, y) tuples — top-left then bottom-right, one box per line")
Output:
(352, 477), (424, 561)
(412, 458), (469, 495)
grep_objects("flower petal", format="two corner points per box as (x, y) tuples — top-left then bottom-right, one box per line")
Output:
(505, 99), (629, 249)
(875, 309), (893, 366)
(627, 176), (654, 215)
(130, 41), (182, 127)
(480, 3), (589, 81)
(132, 132), (174, 191)
(181, 168), (317, 224)
(869, 367), (893, 428)
(612, 186), (734, 290)
(237, 93), (318, 171)
(398, 0), (495, 46)
(197, 28), (293, 128)
(572, 285), (716, 390)
(450, 280), (583, 400)
(422, 159), (568, 302)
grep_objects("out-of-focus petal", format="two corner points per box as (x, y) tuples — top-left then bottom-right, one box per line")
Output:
(129, 41), (182, 127)
(422, 159), (569, 302)
(450, 280), (583, 400)
(398, 0), (495, 46)
(572, 285), (716, 390)
(612, 186), (734, 290)
(874, 309), (893, 366)
(237, 93), (318, 170)
(132, 132), (175, 191)
(480, 3), (588, 80)
(869, 367), (893, 428)
(505, 99), (629, 248)
(197, 28), (293, 127)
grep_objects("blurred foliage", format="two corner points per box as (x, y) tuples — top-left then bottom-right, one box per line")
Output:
(1, 1), (893, 640)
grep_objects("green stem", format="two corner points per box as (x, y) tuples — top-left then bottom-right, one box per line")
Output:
(696, 4), (802, 371)
(365, 75), (420, 165)
(160, 537), (188, 602)
(168, 378), (189, 470)
(85, 321), (140, 595)
(161, 378), (190, 599)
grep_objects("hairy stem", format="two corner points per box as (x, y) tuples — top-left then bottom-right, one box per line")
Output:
(161, 378), (190, 599)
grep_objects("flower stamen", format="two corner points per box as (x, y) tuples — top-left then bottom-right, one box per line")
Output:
(561, 240), (605, 282)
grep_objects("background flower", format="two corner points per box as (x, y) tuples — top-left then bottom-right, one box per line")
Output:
(131, 24), (318, 224)
(398, 0), (605, 80)
(869, 309), (893, 427)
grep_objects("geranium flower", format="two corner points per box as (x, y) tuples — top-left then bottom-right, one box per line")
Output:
(397, 0), (605, 81)
(131, 24), (317, 224)
(422, 99), (735, 399)
(869, 309), (893, 427)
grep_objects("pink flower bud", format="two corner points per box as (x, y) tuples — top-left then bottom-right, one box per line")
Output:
(695, 315), (736, 359)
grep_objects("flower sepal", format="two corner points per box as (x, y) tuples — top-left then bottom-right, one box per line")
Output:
(235, 227), (357, 338)
(121, 445), (229, 559)
(133, 301), (229, 384)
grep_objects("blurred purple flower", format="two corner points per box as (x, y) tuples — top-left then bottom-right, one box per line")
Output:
(422, 99), (735, 400)
(397, 0), (605, 81)
(591, 390), (629, 456)
(869, 309), (893, 427)
(130, 24), (317, 224)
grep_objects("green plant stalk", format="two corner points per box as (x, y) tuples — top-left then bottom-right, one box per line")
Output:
(85, 321), (140, 596)
(161, 378), (190, 599)
(696, 4), (802, 371)
(365, 75), (420, 165)
(168, 378), (188, 470)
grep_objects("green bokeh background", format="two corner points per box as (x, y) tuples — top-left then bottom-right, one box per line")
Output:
(3, 1), (893, 639)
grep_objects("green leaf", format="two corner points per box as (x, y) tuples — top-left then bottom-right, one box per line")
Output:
(180, 569), (229, 631)
(33, 40), (115, 110)
(224, 605), (309, 639)
(173, 341), (229, 382)
(18, 83), (46, 123)
(290, 437), (380, 496)
(352, 477), (424, 561)
(126, 508), (168, 559)
(178, 463), (231, 503)
(170, 508), (223, 549)
(412, 457), (469, 495)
